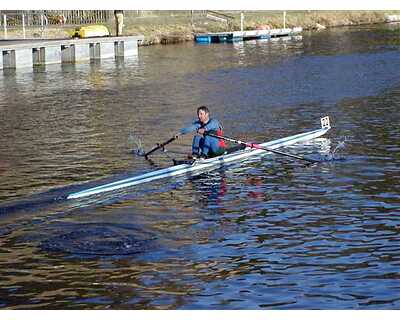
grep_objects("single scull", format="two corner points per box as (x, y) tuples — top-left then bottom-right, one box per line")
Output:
(67, 116), (331, 200)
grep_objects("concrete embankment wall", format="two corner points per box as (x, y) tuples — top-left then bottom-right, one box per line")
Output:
(0, 37), (143, 70)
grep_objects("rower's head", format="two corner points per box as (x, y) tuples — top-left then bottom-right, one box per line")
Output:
(197, 106), (210, 124)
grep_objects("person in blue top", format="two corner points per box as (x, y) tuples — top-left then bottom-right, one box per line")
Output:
(178, 106), (227, 159)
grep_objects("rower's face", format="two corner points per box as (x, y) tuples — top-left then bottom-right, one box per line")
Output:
(198, 110), (209, 124)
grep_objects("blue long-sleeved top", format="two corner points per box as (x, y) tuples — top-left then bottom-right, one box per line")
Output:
(180, 118), (222, 135)
(180, 118), (225, 155)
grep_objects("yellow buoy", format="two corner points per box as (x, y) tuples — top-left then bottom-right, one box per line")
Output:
(71, 25), (110, 38)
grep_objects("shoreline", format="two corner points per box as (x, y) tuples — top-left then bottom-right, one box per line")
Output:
(1, 11), (399, 46)
(135, 11), (400, 46)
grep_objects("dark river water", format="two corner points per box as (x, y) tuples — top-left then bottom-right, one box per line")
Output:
(0, 24), (399, 309)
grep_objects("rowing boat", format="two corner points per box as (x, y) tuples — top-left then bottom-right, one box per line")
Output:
(67, 116), (331, 199)
(67, 116), (331, 200)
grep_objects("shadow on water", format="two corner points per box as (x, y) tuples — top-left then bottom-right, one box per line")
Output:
(0, 165), (162, 216)
(0, 187), (67, 216)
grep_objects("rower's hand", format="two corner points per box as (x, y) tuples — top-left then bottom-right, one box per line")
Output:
(197, 128), (205, 135)
(174, 133), (181, 139)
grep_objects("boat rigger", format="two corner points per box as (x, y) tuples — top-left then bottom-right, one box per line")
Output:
(67, 116), (331, 200)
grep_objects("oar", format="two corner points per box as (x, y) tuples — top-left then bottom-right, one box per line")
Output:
(206, 133), (319, 164)
(143, 135), (178, 159)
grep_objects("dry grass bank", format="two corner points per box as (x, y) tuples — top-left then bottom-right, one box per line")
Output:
(119, 10), (400, 45)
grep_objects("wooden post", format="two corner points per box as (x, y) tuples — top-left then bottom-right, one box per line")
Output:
(240, 12), (244, 32)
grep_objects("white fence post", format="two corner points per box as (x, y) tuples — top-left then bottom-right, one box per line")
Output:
(283, 11), (286, 29)
(3, 14), (7, 39)
(240, 12), (244, 32)
(40, 14), (45, 38)
(22, 14), (26, 39)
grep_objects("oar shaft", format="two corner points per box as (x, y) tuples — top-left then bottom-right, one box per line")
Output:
(144, 136), (176, 158)
(206, 133), (318, 164)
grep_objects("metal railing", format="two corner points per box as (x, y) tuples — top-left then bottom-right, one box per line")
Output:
(0, 10), (112, 26)
(1, 10), (113, 39)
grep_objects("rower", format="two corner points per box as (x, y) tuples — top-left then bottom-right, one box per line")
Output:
(178, 106), (227, 159)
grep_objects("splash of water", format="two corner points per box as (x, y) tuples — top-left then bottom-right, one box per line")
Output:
(323, 137), (347, 161)
(332, 137), (347, 155)
(128, 133), (145, 156)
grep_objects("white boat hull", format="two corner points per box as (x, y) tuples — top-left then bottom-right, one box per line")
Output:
(67, 117), (331, 199)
